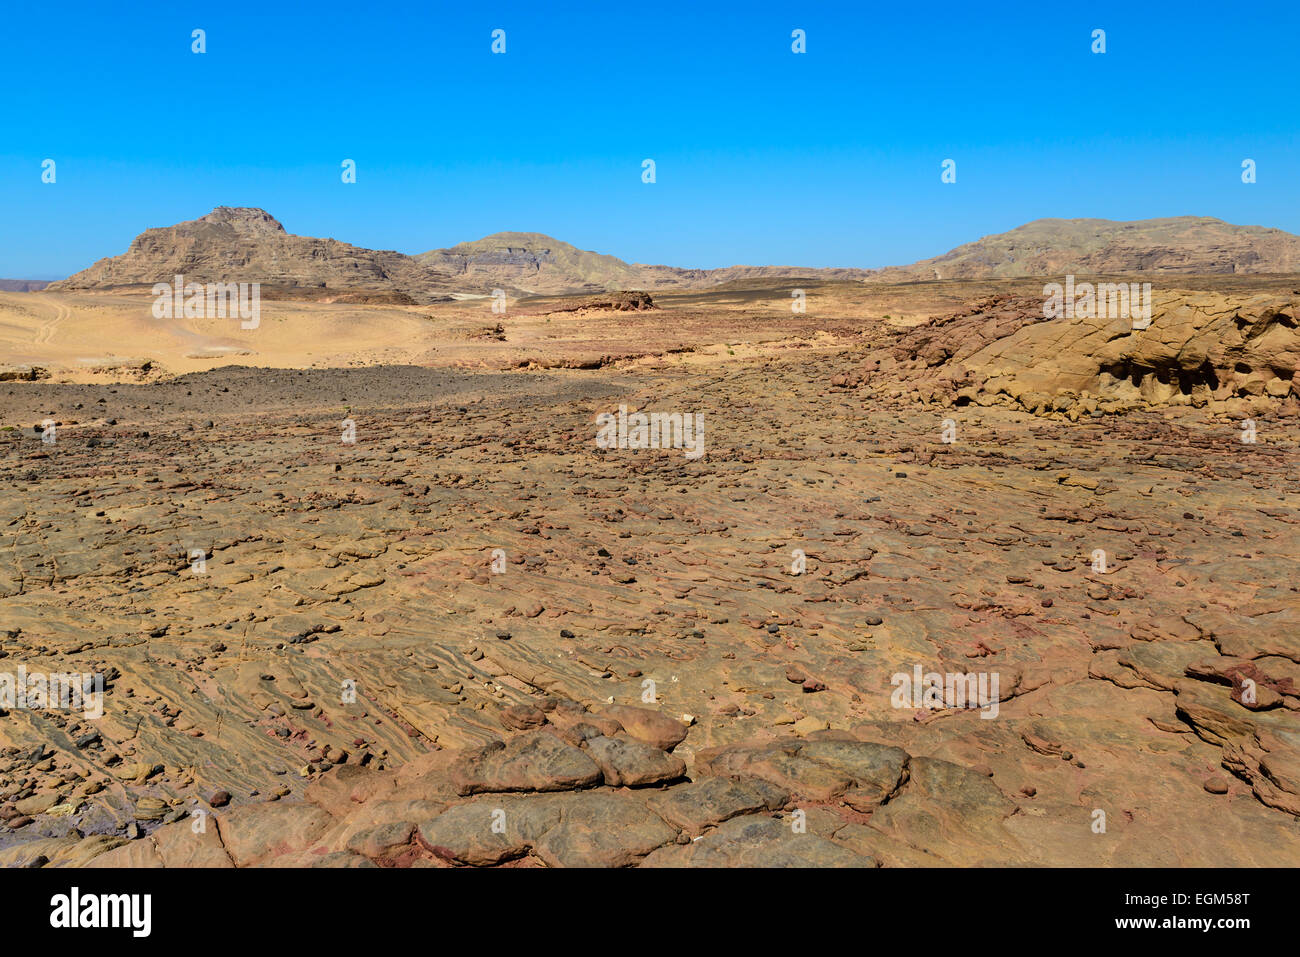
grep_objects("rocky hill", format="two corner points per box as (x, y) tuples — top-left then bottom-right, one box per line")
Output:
(416, 232), (647, 296)
(877, 217), (1300, 280)
(50, 208), (459, 302)
(417, 232), (877, 294)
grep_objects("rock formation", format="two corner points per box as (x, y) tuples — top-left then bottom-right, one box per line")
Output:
(839, 291), (1300, 419)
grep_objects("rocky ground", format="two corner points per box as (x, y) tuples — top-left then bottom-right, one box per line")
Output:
(1, 281), (1298, 867)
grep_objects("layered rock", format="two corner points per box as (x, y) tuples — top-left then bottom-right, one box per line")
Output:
(2, 284), (1299, 868)
(52, 718), (1014, 868)
(842, 291), (1300, 418)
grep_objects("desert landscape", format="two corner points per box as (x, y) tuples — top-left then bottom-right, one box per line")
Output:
(0, 207), (1297, 869)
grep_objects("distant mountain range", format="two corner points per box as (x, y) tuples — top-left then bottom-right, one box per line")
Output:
(0, 279), (51, 292)
(48, 208), (875, 300)
(874, 216), (1300, 281)
(44, 208), (1300, 303)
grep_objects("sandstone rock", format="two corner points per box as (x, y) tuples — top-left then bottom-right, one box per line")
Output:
(597, 705), (689, 751)
(646, 777), (789, 835)
(642, 815), (876, 868)
(450, 731), (603, 796)
(584, 735), (686, 788)
(216, 803), (333, 867)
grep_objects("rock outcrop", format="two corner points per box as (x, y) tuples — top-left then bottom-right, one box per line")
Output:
(842, 291), (1300, 418)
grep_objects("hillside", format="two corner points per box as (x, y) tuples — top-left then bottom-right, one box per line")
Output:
(877, 216), (1300, 280)
(50, 207), (458, 302)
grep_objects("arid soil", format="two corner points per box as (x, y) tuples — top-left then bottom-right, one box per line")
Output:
(1, 277), (1298, 867)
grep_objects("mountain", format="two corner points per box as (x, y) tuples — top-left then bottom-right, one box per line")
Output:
(0, 279), (51, 292)
(415, 232), (877, 294)
(877, 217), (1300, 280)
(50, 208), (876, 301)
(46, 210), (1300, 302)
(50, 207), (458, 302)
(415, 231), (647, 296)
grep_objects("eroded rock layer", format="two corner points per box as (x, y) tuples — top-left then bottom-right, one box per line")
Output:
(1, 287), (1298, 867)
(841, 292), (1300, 419)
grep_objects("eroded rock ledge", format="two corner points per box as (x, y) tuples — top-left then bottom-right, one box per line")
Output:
(47, 705), (1023, 868)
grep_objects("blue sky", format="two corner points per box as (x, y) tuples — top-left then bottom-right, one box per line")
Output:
(2, 0), (1296, 277)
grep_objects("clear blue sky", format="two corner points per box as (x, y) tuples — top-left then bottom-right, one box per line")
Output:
(2, 0), (1296, 278)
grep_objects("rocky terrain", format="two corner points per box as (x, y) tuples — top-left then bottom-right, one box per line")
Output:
(839, 289), (1300, 418)
(1, 274), (1298, 868)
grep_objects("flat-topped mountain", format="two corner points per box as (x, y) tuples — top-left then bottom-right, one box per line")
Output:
(878, 216), (1300, 280)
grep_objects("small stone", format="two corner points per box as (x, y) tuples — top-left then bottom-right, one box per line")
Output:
(134, 797), (168, 820)
(792, 716), (830, 735)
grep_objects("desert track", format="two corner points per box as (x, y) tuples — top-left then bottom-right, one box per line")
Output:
(31, 295), (71, 346)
